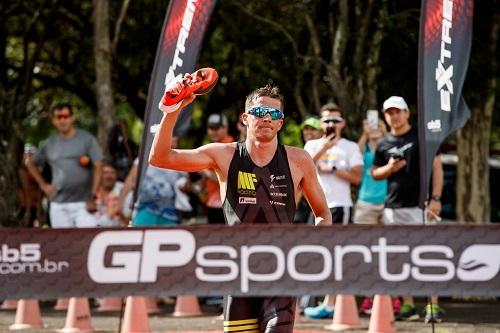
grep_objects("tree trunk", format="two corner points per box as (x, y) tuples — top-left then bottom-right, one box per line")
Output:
(0, 97), (20, 226)
(93, 0), (116, 155)
(456, 104), (493, 223)
(456, 12), (498, 224)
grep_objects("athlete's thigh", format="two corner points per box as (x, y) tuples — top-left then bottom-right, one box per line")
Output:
(260, 297), (296, 333)
(224, 296), (262, 332)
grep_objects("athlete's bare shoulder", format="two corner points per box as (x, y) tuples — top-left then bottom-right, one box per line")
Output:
(284, 145), (313, 163)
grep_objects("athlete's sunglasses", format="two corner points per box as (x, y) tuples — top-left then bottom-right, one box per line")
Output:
(246, 106), (284, 120)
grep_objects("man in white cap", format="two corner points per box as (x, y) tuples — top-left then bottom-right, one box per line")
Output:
(372, 96), (444, 323)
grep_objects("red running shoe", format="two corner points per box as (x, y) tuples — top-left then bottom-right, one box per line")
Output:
(159, 68), (218, 113)
(358, 297), (373, 315)
(392, 297), (401, 315)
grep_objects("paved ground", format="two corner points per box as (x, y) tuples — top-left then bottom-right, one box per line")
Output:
(0, 298), (499, 333)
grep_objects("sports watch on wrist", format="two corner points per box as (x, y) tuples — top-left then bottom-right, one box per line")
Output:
(430, 195), (441, 202)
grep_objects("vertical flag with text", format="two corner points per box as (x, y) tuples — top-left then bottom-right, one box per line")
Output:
(134, 0), (217, 204)
(417, 0), (474, 207)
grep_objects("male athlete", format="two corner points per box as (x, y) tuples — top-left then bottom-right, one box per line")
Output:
(150, 74), (332, 332)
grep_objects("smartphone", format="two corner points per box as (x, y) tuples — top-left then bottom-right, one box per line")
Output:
(367, 110), (379, 129)
(389, 151), (404, 160)
(325, 126), (336, 138)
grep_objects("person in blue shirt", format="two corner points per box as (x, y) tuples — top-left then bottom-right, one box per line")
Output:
(354, 117), (388, 224)
(353, 114), (401, 316)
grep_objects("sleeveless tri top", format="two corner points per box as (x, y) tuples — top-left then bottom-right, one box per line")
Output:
(223, 142), (295, 225)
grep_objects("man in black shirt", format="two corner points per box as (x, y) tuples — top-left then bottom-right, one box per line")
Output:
(372, 96), (444, 323)
(372, 96), (442, 223)
(150, 79), (332, 332)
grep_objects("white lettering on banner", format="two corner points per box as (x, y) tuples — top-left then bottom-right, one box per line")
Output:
(87, 230), (195, 283)
(334, 245), (373, 280)
(287, 245), (332, 281)
(427, 119), (442, 132)
(196, 246), (239, 282)
(435, 0), (454, 112)
(87, 231), (500, 293)
(0, 244), (68, 274)
(240, 245), (285, 293)
(87, 231), (142, 283)
(372, 238), (411, 282)
(411, 245), (455, 281)
(164, 0), (197, 86)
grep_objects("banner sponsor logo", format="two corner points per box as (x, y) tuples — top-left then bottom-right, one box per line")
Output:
(87, 230), (195, 283)
(87, 230), (500, 293)
(239, 197), (257, 205)
(238, 171), (257, 190)
(0, 243), (68, 275)
(456, 245), (500, 281)
(427, 119), (442, 132)
(435, 0), (454, 112)
(270, 174), (286, 182)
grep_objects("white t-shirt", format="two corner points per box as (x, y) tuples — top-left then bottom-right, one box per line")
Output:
(304, 138), (363, 208)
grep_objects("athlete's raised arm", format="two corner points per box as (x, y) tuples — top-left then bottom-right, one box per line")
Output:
(149, 96), (220, 172)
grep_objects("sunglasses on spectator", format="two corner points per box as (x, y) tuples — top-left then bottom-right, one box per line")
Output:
(55, 113), (72, 120)
(322, 117), (343, 124)
(246, 106), (284, 120)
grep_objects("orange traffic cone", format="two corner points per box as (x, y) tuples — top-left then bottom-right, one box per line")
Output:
(9, 299), (44, 330)
(324, 295), (362, 331)
(96, 297), (122, 312)
(54, 298), (70, 310)
(120, 297), (151, 333)
(145, 297), (160, 314)
(1, 299), (18, 310)
(367, 295), (396, 333)
(172, 295), (203, 317)
(57, 297), (94, 333)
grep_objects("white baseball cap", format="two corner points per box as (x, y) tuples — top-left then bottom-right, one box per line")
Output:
(207, 113), (228, 128)
(383, 96), (408, 112)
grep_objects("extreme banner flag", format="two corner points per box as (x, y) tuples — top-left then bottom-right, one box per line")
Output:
(417, 0), (474, 207)
(135, 0), (216, 199)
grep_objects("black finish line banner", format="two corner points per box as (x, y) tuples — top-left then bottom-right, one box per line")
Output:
(1, 225), (499, 300)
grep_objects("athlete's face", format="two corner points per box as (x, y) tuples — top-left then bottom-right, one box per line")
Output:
(243, 96), (284, 142)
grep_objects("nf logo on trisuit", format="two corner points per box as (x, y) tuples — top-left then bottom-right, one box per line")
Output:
(238, 172), (257, 190)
